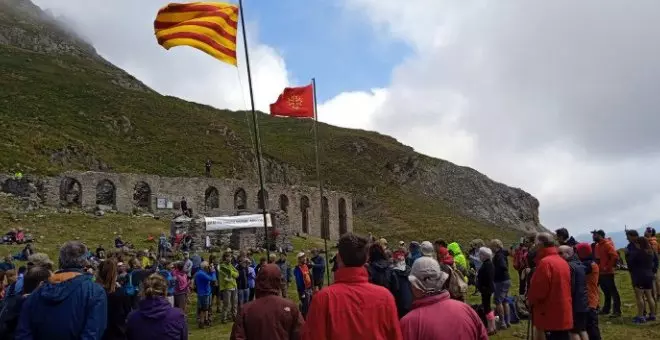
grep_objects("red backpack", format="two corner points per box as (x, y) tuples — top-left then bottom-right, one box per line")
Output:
(513, 247), (528, 271)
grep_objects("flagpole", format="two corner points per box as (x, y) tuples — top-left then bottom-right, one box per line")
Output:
(238, 0), (270, 259)
(312, 78), (331, 286)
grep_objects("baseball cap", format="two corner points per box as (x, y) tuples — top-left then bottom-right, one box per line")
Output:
(590, 229), (605, 237)
(399, 240), (405, 246)
(420, 241), (434, 257)
(297, 252), (306, 258)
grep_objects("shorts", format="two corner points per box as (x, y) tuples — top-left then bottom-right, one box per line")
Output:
(493, 280), (511, 304)
(197, 295), (211, 311)
(632, 276), (654, 290)
(571, 311), (587, 332)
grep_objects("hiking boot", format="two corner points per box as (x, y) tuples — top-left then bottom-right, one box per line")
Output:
(609, 313), (622, 318)
(598, 310), (610, 315)
(632, 316), (646, 324)
(647, 314), (656, 322)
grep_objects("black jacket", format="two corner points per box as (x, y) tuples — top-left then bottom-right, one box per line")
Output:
(367, 260), (391, 288)
(567, 256), (589, 313)
(0, 294), (27, 340)
(493, 250), (510, 283)
(389, 266), (412, 319)
(102, 289), (133, 340)
(477, 259), (495, 295)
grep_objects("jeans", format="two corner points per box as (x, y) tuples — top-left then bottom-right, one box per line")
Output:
(586, 308), (601, 340)
(299, 288), (313, 318)
(599, 274), (621, 314)
(238, 289), (250, 306)
(221, 289), (238, 322)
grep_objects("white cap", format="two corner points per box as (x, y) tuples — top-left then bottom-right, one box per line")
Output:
(420, 241), (434, 256)
(408, 256), (449, 294)
(297, 252), (306, 258)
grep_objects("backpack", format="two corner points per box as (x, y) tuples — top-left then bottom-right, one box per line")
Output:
(124, 273), (137, 296)
(448, 266), (468, 300)
(513, 248), (528, 271)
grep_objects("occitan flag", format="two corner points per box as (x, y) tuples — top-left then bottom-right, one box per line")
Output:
(154, 2), (239, 66)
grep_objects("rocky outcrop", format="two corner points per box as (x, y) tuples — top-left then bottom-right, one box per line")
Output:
(386, 155), (542, 232)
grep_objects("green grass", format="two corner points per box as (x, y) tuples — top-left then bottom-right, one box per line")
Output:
(1, 201), (658, 339)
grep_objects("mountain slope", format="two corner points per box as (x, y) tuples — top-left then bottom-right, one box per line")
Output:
(0, 0), (542, 244)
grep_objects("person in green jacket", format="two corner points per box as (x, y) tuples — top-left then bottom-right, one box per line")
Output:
(218, 251), (239, 323)
(448, 242), (469, 277)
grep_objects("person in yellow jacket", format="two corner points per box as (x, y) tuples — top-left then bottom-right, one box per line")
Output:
(219, 251), (239, 323)
(448, 242), (468, 277)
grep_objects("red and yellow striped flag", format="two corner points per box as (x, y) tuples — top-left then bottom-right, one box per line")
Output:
(154, 2), (239, 66)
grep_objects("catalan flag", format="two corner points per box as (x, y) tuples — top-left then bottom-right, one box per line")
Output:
(154, 2), (239, 66)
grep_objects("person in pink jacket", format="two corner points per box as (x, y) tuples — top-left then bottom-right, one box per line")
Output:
(400, 256), (488, 340)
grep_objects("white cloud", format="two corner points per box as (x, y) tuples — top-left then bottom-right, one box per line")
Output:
(33, 0), (290, 112)
(331, 0), (660, 234)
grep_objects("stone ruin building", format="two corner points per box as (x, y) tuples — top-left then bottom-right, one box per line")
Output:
(0, 171), (353, 250)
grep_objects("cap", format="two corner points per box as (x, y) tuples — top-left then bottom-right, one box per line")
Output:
(420, 241), (434, 257)
(297, 252), (306, 258)
(393, 250), (406, 261)
(590, 229), (605, 237)
(408, 257), (448, 294)
(379, 238), (388, 245)
(399, 241), (405, 246)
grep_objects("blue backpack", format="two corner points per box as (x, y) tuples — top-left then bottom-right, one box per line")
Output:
(124, 273), (137, 296)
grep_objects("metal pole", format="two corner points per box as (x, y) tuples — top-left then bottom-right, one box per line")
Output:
(312, 78), (331, 285)
(238, 0), (270, 259)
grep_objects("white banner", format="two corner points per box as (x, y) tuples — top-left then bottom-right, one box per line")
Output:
(204, 214), (272, 231)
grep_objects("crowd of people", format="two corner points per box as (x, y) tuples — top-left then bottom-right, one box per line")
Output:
(0, 226), (654, 340)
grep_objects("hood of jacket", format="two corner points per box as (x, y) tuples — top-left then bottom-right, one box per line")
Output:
(370, 259), (389, 271)
(447, 242), (463, 257)
(392, 265), (411, 277)
(136, 297), (172, 319)
(36, 271), (88, 304)
(256, 264), (282, 297)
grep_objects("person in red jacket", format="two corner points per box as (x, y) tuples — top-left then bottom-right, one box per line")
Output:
(301, 233), (402, 340)
(528, 233), (573, 340)
(591, 229), (621, 317)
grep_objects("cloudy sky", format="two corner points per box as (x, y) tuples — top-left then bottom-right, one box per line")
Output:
(33, 0), (660, 235)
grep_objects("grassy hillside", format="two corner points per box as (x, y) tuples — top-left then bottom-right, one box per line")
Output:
(0, 41), (524, 245)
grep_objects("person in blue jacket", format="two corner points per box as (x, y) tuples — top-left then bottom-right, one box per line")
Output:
(310, 249), (326, 291)
(15, 241), (108, 340)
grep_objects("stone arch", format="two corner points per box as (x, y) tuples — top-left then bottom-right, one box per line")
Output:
(234, 188), (247, 210)
(205, 186), (220, 209)
(96, 179), (116, 207)
(59, 177), (81, 207)
(278, 194), (289, 212)
(133, 181), (151, 209)
(322, 196), (330, 239)
(300, 195), (310, 234)
(339, 197), (348, 236)
(257, 189), (269, 210)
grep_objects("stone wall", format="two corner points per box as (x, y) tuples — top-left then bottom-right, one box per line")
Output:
(0, 171), (353, 240)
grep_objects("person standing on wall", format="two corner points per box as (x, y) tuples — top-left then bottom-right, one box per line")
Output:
(205, 159), (212, 177)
